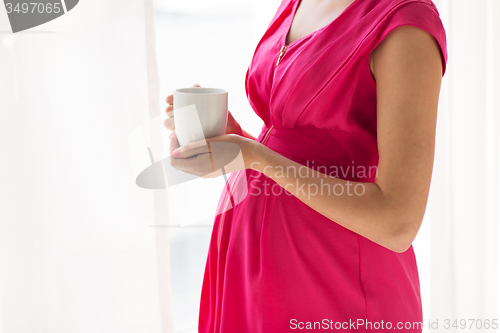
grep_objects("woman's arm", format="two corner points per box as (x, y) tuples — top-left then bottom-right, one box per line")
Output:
(170, 25), (443, 253)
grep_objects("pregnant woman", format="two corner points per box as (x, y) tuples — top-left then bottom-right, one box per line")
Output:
(164, 0), (447, 331)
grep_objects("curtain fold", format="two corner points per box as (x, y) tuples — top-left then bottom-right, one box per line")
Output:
(430, 0), (500, 330)
(0, 1), (172, 332)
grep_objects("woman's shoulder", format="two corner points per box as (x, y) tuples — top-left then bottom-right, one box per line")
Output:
(364, 0), (447, 75)
(358, 0), (442, 20)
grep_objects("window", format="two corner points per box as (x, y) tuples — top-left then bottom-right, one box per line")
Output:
(154, 0), (280, 331)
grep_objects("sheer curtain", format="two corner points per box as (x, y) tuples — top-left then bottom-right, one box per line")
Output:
(0, 1), (173, 332)
(2, 0), (500, 332)
(427, 0), (500, 330)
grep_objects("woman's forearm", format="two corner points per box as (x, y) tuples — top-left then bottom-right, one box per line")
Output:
(248, 143), (419, 253)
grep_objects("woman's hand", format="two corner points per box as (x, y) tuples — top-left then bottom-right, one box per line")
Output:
(168, 131), (261, 179)
(164, 83), (248, 137)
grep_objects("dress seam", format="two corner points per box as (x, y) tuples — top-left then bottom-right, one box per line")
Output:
(268, 127), (365, 151)
(354, 97), (376, 125)
(272, 135), (353, 152)
(354, 131), (365, 180)
(257, 181), (269, 332)
(358, 234), (369, 333)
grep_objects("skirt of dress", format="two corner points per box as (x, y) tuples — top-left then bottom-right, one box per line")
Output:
(198, 125), (423, 333)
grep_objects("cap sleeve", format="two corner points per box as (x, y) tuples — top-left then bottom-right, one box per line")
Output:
(369, 1), (448, 76)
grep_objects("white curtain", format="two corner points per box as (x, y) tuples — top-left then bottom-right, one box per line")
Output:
(427, 0), (500, 330)
(0, 1), (173, 332)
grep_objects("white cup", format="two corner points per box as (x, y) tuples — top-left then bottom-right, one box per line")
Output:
(173, 87), (228, 147)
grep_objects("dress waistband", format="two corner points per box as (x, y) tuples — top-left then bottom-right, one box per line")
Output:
(256, 124), (379, 183)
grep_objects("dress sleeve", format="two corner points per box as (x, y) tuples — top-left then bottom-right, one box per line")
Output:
(369, 1), (448, 77)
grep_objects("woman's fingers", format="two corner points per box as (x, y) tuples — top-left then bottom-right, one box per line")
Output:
(163, 117), (175, 131)
(168, 135), (244, 177)
(165, 105), (173, 115)
(170, 153), (211, 176)
(172, 140), (209, 159)
(169, 131), (180, 156)
(169, 134), (211, 175)
(166, 94), (173, 105)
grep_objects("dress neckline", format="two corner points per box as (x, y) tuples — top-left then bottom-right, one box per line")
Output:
(284, 0), (361, 48)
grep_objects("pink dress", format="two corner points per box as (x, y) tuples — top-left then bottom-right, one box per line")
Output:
(199, 0), (448, 332)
